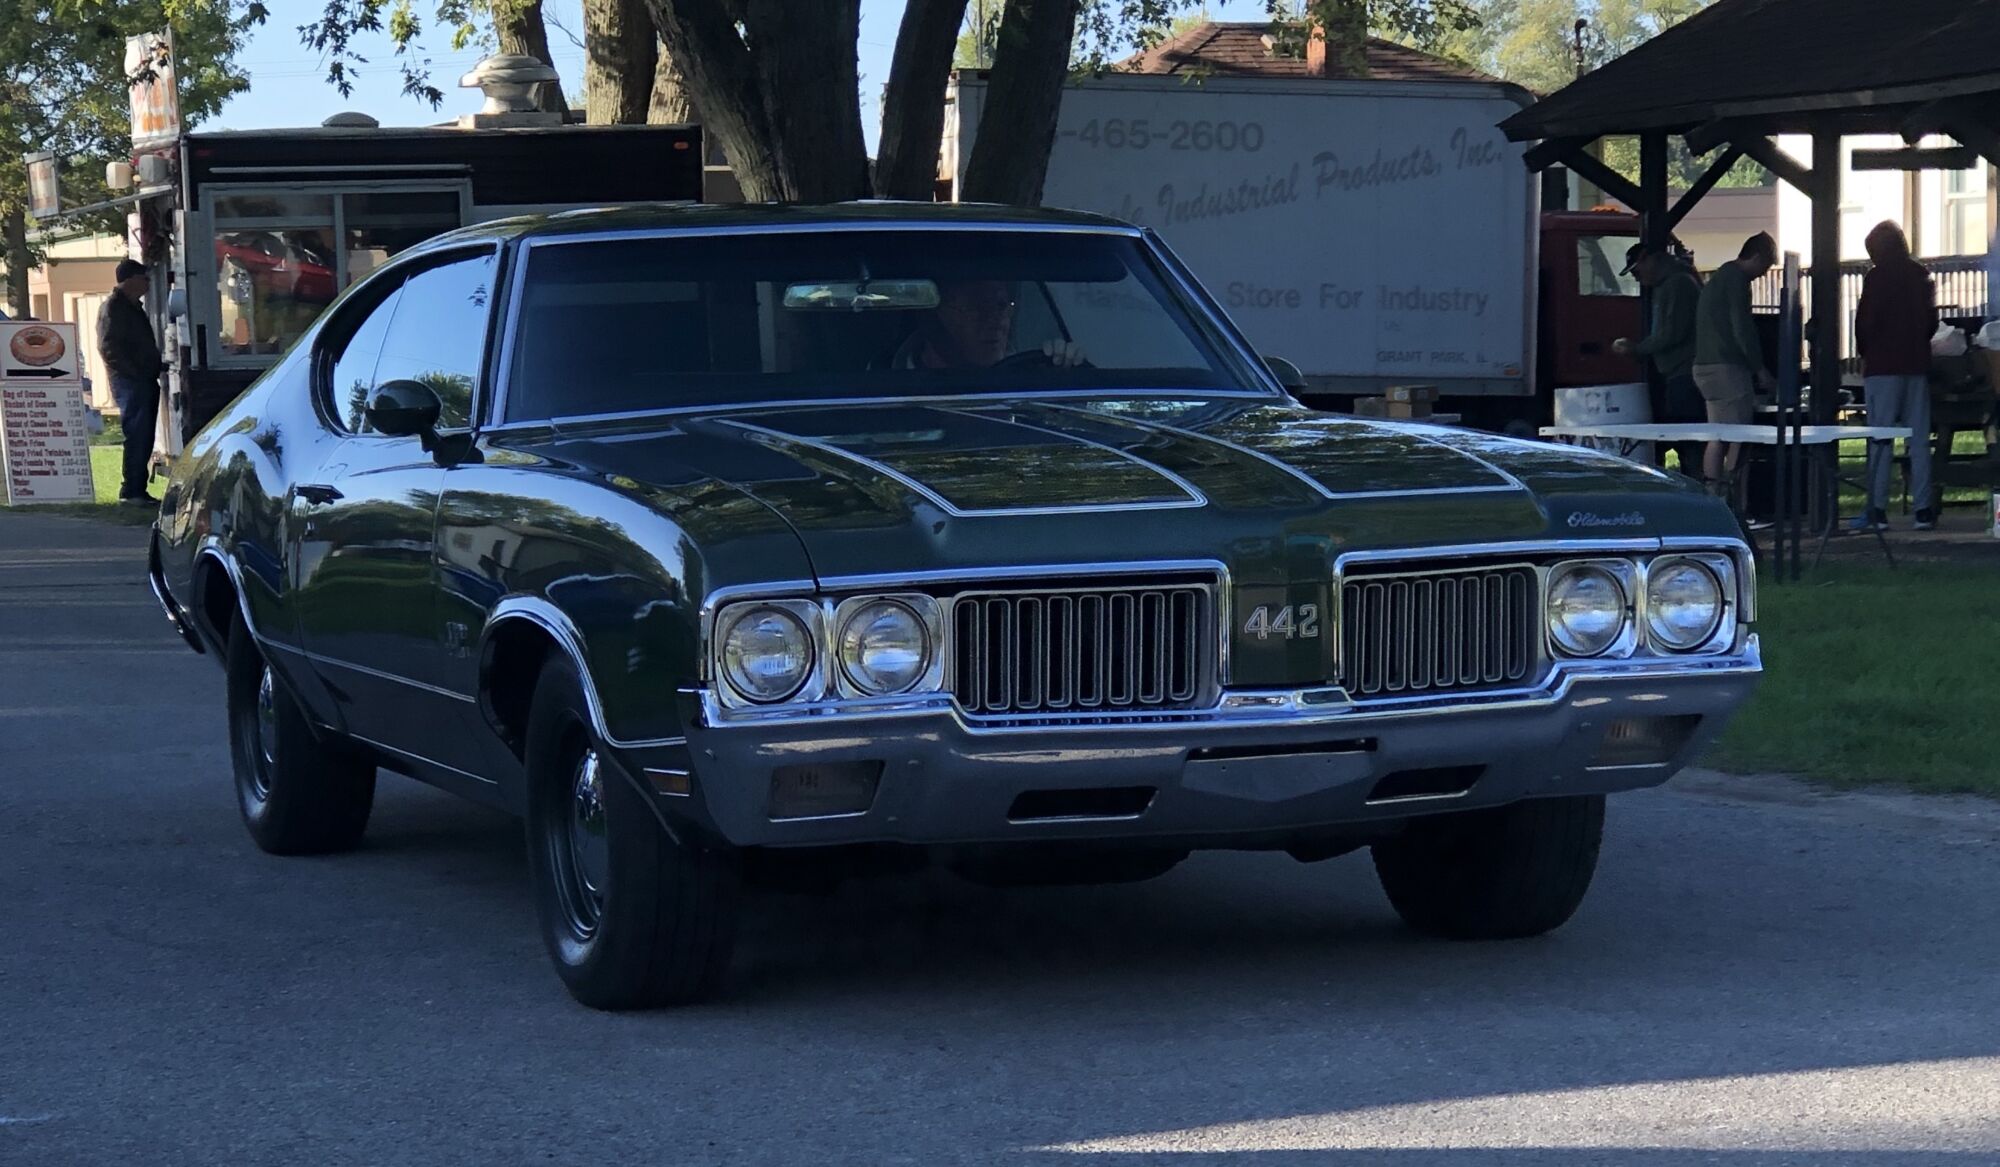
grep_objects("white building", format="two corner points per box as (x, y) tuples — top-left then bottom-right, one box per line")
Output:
(1775, 134), (1995, 264)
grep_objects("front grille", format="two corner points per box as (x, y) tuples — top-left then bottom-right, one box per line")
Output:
(1338, 565), (1540, 698)
(951, 585), (1214, 718)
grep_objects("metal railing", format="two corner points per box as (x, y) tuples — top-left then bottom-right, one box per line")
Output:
(1750, 255), (1990, 361)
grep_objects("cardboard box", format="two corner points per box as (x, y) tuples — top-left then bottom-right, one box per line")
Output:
(1385, 384), (1439, 405)
(1353, 395), (1434, 420)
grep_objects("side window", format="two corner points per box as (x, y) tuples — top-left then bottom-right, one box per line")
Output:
(325, 283), (404, 433)
(371, 251), (499, 430)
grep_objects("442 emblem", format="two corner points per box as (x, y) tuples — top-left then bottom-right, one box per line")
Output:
(1241, 604), (1320, 640)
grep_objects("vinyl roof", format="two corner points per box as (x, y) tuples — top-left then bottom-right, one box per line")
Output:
(1501, 0), (2000, 141)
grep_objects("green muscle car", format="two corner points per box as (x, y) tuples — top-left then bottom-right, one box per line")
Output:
(148, 204), (1758, 1009)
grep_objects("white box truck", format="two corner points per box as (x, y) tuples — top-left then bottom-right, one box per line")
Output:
(943, 72), (1646, 426)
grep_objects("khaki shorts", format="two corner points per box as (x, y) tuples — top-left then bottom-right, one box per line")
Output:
(1692, 364), (1755, 425)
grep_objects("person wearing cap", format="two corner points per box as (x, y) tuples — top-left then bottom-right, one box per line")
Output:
(97, 258), (164, 506)
(1691, 232), (1779, 496)
(1614, 242), (1703, 476)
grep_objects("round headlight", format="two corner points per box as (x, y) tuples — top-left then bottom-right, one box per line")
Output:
(719, 606), (814, 703)
(1646, 560), (1723, 650)
(838, 600), (930, 695)
(1548, 565), (1628, 657)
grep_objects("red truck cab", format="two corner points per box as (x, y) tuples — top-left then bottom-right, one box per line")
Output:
(1539, 209), (1646, 392)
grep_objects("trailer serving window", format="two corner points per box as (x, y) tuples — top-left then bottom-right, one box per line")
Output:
(1576, 234), (1642, 298)
(205, 184), (466, 366)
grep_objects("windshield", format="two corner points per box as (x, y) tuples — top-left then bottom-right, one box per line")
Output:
(502, 229), (1264, 422)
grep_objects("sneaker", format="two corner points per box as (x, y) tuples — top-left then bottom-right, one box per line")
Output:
(1848, 509), (1888, 532)
(1913, 508), (1937, 531)
(119, 492), (158, 508)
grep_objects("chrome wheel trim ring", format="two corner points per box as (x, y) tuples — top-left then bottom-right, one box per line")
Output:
(250, 666), (277, 801)
(553, 747), (608, 939)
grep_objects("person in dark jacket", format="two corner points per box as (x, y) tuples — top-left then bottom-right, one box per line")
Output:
(1615, 242), (1704, 475)
(1854, 221), (1938, 530)
(97, 258), (164, 505)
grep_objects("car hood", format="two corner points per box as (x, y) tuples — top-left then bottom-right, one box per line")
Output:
(508, 396), (1733, 588)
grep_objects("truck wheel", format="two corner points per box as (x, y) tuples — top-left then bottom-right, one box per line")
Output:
(1370, 795), (1603, 940)
(225, 612), (375, 855)
(524, 657), (738, 1010)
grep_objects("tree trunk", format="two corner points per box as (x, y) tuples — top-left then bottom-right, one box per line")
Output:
(960, 0), (1082, 206)
(3, 204), (28, 320)
(493, 0), (571, 115)
(874, 0), (968, 199)
(647, 40), (696, 124)
(585, 0), (658, 123)
(645, 0), (868, 203)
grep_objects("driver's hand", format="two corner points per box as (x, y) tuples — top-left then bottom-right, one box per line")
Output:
(1042, 340), (1089, 367)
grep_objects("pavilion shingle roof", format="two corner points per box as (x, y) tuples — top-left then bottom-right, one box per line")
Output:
(1501, 0), (2000, 141)
(1122, 22), (1496, 85)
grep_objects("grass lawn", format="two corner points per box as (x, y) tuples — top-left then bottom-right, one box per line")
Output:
(1709, 562), (2000, 795)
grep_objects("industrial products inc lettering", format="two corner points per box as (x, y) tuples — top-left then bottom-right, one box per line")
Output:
(1155, 163), (1302, 225)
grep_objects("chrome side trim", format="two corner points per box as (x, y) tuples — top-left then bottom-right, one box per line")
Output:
(481, 596), (690, 750)
(719, 420), (1207, 517)
(299, 650), (478, 703)
(346, 731), (499, 785)
(192, 541), (262, 645)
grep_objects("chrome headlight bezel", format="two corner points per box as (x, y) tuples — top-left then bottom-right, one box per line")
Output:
(832, 593), (945, 697)
(713, 599), (823, 707)
(1642, 553), (1737, 654)
(1546, 559), (1637, 659)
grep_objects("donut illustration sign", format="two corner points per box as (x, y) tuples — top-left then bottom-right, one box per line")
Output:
(2, 321), (80, 382)
(0, 320), (96, 504)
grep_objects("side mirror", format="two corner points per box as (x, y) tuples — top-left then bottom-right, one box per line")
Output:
(1264, 355), (1308, 393)
(364, 379), (443, 438)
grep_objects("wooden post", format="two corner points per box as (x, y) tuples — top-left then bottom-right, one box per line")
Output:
(1807, 124), (1845, 549)
(1640, 131), (1670, 452)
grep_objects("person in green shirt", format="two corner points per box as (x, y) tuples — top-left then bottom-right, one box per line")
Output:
(1691, 232), (1779, 493)
(1614, 242), (1702, 475)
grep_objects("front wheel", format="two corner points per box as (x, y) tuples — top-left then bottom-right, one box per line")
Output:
(225, 612), (375, 855)
(524, 657), (739, 1010)
(1371, 795), (1604, 940)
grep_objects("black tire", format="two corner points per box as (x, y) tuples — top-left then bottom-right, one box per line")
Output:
(523, 656), (738, 1010)
(225, 611), (376, 855)
(951, 846), (1188, 888)
(1371, 795), (1604, 940)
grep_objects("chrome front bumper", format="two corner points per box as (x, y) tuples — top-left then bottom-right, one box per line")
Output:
(652, 642), (1761, 849)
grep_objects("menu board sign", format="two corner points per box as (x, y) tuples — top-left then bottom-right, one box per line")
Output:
(0, 322), (97, 504)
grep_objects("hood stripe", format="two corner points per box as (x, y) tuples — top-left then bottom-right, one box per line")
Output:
(1042, 403), (1527, 500)
(1354, 420), (1533, 495)
(718, 419), (1207, 517)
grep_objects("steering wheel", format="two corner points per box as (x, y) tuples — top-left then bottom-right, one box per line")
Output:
(993, 346), (1092, 371)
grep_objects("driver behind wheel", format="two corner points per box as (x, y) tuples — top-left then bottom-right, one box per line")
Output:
(892, 280), (1087, 369)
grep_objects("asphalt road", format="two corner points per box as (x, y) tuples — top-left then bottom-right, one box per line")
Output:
(4, 510), (2000, 1166)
